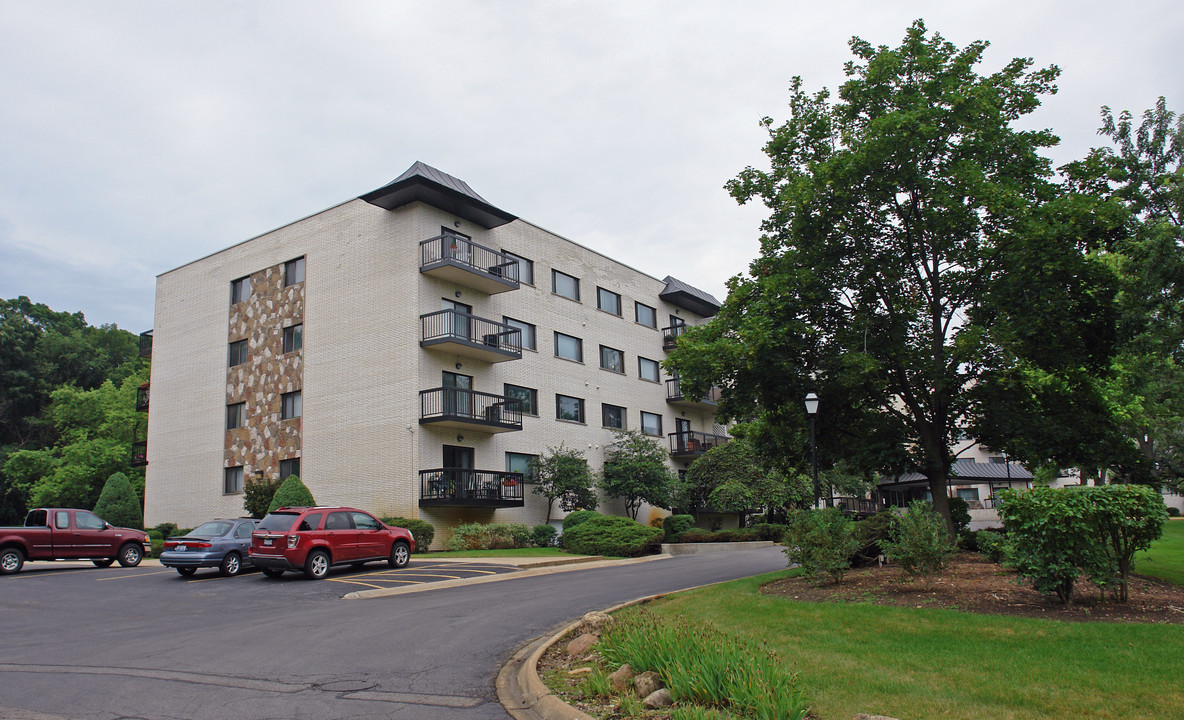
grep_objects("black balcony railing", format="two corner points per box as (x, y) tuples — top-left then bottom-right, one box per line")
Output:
(666, 379), (721, 406)
(661, 324), (686, 350)
(131, 440), (148, 467)
(834, 498), (882, 516)
(138, 330), (153, 357)
(419, 387), (523, 432)
(668, 430), (730, 458)
(419, 233), (519, 292)
(135, 383), (150, 412)
(420, 310), (522, 361)
(418, 469), (525, 508)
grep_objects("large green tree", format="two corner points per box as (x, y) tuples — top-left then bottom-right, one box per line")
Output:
(530, 444), (598, 523)
(678, 435), (812, 521)
(669, 21), (1120, 533)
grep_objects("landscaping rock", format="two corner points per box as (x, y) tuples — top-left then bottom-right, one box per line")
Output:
(582, 610), (614, 629)
(854, 715), (900, 720)
(608, 663), (635, 691)
(633, 670), (663, 698)
(565, 632), (598, 656)
(643, 688), (674, 708)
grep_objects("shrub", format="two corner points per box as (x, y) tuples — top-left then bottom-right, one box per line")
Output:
(1168, 507), (1181, 517)
(562, 515), (664, 557)
(782, 508), (858, 584)
(531, 524), (558, 548)
(447, 523), (488, 551)
(881, 501), (956, 579)
(850, 510), (895, 567)
(380, 517), (435, 552)
(976, 529), (1008, 563)
(153, 522), (179, 541)
(748, 522), (786, 543)
(948, 495), (972, 534)
(93, 472), (142, 529)
(267, 475), (315, 513)
(562, 510), (601, 532)
(957, 529), (979, 552)
(663, 514), (695, 542)
(243, 475), (283, 519)
(446, 522), (531, 551)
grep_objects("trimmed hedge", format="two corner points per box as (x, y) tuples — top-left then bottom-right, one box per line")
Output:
(562, 510), (602, 532)
(562, 515), (663, 557)
(446, 522), (532, 551)
(662, 514), (695, 542)
(267, 475), (315, 513)
(380, 517), (436, 552)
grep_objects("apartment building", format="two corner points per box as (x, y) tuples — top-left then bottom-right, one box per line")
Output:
(141, 162), (725, 543)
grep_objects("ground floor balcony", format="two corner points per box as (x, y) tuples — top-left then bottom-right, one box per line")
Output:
(665, 379), (720, 411)
(420, 310), (522, 362)
(419, 387), (522, 433)
(668, 430), (730, 460)
(418, 469), (525, 508)
(419, 233), (520, 294)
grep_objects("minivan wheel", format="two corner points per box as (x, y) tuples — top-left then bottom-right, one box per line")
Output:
(388, 541), (410, 569)
(220, 552), (242, 577)
(118, 543), (144, 567)
(304, 550), (330, 580)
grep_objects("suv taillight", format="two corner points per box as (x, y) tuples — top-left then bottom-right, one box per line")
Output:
(287, 535), (299, 549)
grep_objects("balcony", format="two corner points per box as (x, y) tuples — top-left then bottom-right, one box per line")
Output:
(420, 310), (522, 363)
(136, 383), (150, 412)
(418, 469), (525, 508)
(130, 440), (148, 467)
(666, 379), (721, 411)
(661, 324), (687, 351)
(138, 330), (153, 357)
(420, 233), (520, 294)
(419, 387), (522, 433)
(669, 430), (730, 460)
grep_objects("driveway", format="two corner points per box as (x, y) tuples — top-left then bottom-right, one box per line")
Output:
(0, 547), (787, 719)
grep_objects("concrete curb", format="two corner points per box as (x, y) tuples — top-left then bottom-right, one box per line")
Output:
(660, 540), (775, 555)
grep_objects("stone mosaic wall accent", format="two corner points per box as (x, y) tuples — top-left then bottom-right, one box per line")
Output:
(226, 262), (304, 482)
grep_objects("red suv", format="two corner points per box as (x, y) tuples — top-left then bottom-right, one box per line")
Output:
(248, 506), (414, 580)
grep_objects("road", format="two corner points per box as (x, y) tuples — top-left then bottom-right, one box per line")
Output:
(0, 547), (786, 720)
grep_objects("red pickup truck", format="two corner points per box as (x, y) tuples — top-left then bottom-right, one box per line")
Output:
(0, 508), (152, 575)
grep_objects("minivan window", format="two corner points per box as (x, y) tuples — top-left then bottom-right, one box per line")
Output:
(257, 513), (301, 532)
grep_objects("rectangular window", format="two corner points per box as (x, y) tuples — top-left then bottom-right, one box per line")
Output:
(988, 456), (1006, 464)
(230, 276), (251, 304)
(279, 458), (300, 479)
(635, 302), (657, 328)
(556, 394), (585, 423)
(502, 250), (534, 285)
(284, 257), (306, 286)
(503, 317), (536, 351)
(641, 411), (662, 437)
(504, 384), (538, 416)
(597, 287), (621, 316)
(552, 269), (580, 301)
(226, 402), (246, 430)
(554, 332), (583, 362)
(506, 452), (539, 483)
(282, 324), (303, 353)
(602, 403), (626, 429)
(638, 357), (660, 382)
(281, 391), (302, 420)
(224, 467), (244, 494)
(957, 488), (981, 501)
(228, 339), (248, 367)
(600, 345), (624, 373)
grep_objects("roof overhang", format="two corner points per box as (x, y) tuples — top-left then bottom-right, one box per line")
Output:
(360, 161), (517, 229)
(660, 276), (722, 318)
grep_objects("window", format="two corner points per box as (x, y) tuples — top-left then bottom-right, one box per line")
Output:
(230, 276), (251, 304)
(235, 523), (254, 539)
(988, 456), (1006, 464)
(552, 269), (580, 301)
(957, 488), (981, 501)
(597, 287), (621, 316)
(503, 250), (534, 285)
(75, 510), (105, 530)
(504, 384), (538, 415)
(638, 357), (660, 382)
(279, 458), (300, 479)
(228, 339), (248, 367)
(504, 317), (536, 351)
(351, 512), (381, 531)
(283, 324), (303, 353)
(556, 394), (585, 423)
(506, 452), (539, 483)
(554, 332), (583, 362)
(226, 402), (246, 430)
(641, 411), (662, 437)
(54, 511), (68, 530)
(635, 302), (657, 328)
(224, 467), (244, 494)
(281, 391), (302, 420)
(600, 345), (624, 373)
(602, 403), (626, 429)
(284, 257), (306, 286)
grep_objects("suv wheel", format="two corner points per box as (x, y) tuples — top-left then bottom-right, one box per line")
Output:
(388, 541), (410, 569)
(304, 549), (330, 580)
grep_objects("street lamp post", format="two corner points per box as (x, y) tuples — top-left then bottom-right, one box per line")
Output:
(804, 393), (820, 509)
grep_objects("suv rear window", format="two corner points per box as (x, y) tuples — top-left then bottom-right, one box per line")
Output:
(257, 512), (301, 532)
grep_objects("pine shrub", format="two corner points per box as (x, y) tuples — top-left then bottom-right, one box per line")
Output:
(561, 515), (663, 557)
(266, 475), (315, 513)
(93, 472), (142, 529)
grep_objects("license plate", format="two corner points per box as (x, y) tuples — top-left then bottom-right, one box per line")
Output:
(264, 538), (273, 546)
(176, 545), (187, 552)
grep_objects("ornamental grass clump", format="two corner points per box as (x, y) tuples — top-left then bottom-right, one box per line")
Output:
(598, 608), (808, 720)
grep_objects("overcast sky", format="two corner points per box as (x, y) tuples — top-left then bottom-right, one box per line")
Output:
(1, 1), (1180, 333)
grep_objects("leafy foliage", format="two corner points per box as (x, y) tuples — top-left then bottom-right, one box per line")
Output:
(92, 471), (142, 529)
(266, 475), (315, 513)
(782, 508), (858, 584)
(679, 435), (811, 520)
(663, 513), (696, 542)
(599, 430), (677, 520)
(561, 510), (601, 532)
(529, 444), (597, 522)
(381, 516), (436, 552)
(561, 514), (664, 557)
(446, 522), (531, 551)
(881, 502), (957, 579)
(243, 475), (283, 519)
(530, 523), (558, 548)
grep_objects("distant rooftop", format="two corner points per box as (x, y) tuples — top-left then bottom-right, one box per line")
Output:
(359, 161), (518, 229)
(880, 459), (1033, 487)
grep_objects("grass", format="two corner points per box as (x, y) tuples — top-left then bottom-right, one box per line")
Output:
(632, 569), (1184, 720)
(1135, 516), (1184, 585)
(423, 547), (580, 558)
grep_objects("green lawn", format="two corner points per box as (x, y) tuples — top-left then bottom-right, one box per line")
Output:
(1135, 516), (1184, 585)
(640, 570), (1184, 720)
(422, 547), (577, 558)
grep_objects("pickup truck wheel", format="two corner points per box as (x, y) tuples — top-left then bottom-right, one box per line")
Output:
(117, 543), (144, 567)
(92, 558), (115, 568)
(388, 541), (410, 569)
(219, 552), (242, 577)
(261, 568), (284, 578)
(304, 549), (330, 580)
(177, 567), (197, 577)
(0, 547), (24, 575)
